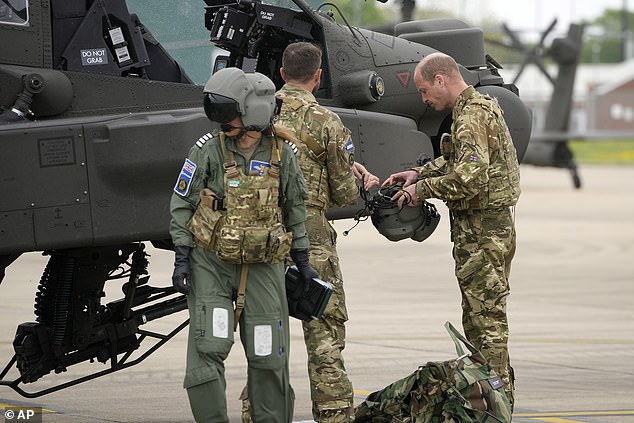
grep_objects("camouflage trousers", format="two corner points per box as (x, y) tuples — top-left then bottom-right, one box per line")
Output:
(302, 241), (354, 422)
(303, 213), (355, 422)
(450, 207), (516, 409)
(242, 214), (354, 423)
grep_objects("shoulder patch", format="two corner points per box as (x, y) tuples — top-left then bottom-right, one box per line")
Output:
(195, 132), (213, 149)
(284, 139), (299, 155)
(174, 158), (197, 196)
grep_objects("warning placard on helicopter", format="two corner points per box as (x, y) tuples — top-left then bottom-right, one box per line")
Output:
(38, 137), (75, 167)
(80, 48), (108, 66)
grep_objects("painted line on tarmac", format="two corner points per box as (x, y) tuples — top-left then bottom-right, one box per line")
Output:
(348, 336), (634, 345)
(351, 394), (634, 423)
(515, 410), (634, 418)
(515, 338), (634, 345)
(0, 402), (55, 413)
(354, 388), (373, 396)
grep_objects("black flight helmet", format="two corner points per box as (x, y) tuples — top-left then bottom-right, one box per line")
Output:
(370, 183), (441, 242)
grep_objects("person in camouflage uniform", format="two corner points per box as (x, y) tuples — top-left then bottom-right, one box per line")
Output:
(384, 52), (520, 409)
(170, 67), (317, 423)
(241, 42), (379, 423)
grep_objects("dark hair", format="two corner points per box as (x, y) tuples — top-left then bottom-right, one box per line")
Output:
(417, 53), (460, 83)
(282, 42), (322, 83)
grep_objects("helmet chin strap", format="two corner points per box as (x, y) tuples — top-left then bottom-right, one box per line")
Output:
(221, 119), (274, 140)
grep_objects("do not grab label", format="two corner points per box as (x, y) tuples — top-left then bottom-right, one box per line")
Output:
(80, 48), (109, 66)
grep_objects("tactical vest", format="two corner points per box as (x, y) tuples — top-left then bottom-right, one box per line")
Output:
(187, 133), (292, 264)
(276, 94), (337, 210)
(444, 95), (521, 211)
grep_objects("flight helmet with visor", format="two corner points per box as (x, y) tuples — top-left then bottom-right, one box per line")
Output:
(203, 67), (276, 131)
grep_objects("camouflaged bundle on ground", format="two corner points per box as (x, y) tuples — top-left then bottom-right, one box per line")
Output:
(354, 322), (511, 423)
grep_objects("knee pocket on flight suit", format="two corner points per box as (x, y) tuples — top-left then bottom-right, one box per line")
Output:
(243, 313), (285, 370)
(184, 363), (220, 389)
(194, 298), (234, 356)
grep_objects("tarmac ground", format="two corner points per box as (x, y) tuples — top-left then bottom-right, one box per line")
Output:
(1, 165), (633, 422)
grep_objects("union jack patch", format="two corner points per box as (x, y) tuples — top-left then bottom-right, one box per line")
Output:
(468, 154), (478, 162)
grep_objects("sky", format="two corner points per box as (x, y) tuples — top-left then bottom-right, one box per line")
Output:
(417, 0), (628, 36)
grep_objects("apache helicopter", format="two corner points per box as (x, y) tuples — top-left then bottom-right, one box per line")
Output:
(489, 19), (586, 188)
(493, 18), (634, 189)
(0, 0), (532, 397)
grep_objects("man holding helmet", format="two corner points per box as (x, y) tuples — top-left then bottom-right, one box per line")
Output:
(169, 67), (315, 422)
(383, 52), (520, 408)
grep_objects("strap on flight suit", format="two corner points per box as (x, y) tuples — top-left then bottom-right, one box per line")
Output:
(234, 264), (248, 331)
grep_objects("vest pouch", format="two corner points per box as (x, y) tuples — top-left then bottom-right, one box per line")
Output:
(241, 227), (270, 263)
(188, 192), (225, 251)
(215, 226), (244, 263)
(266, 223), (293, 263)
(255, 188), (277, 221)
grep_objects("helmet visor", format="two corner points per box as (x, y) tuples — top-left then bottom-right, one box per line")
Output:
(203, 93), (240, 123)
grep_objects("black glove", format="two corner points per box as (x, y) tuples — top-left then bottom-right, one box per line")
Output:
(172, 245), (192, 294)
(290, 249), (319, 284)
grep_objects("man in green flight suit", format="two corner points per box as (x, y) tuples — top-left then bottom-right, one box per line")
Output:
(384, 52), (521, 409)
(170, 67), (317, 423)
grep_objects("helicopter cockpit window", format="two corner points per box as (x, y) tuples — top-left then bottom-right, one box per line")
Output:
(0, 0), (28, 26)
(261, 0), (302, 12)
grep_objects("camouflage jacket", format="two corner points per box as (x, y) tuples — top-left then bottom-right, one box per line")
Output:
(413, 86), (520, 211)
(275, 84), (358, 211)
(169, 131), (309, 250)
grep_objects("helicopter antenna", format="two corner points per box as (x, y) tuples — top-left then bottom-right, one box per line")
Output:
(316, 2), (361, 43)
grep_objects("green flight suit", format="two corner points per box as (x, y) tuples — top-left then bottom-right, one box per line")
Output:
(240, 83), (360, 423)
(413, 86), (521, 408)
(170, 131), (309, 423)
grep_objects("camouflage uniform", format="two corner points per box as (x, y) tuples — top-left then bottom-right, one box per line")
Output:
(267, 83), (359, 422)
(354, 322), (512, 423)
(170, 131), (309, 423)
(412, 86), (520, 408)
